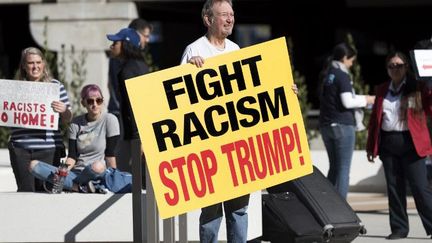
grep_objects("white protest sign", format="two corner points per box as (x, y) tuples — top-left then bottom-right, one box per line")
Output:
(0, 79), (59, 130)
(412, 49), (432, 78)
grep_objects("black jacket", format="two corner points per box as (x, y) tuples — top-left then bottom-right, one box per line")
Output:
(117, 58), (149, 140)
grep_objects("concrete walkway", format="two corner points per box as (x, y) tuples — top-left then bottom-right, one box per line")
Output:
(355, 210), (431, 242)
(348, 193), (430, 242)
(1, 148), (430, 242)
(259, 193), (428, 242)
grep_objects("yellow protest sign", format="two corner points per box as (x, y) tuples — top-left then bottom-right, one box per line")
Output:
(126, 37), (312, 219)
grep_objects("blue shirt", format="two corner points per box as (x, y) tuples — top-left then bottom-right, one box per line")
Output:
(319, 66), (355, 126)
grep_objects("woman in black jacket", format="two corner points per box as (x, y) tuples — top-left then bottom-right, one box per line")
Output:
(107, 28), (149, 187)
(107, 27), (148, 140)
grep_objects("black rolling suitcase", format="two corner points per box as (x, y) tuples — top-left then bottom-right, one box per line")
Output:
(262, 192), (324, 243)
(268, 165), (367, 243)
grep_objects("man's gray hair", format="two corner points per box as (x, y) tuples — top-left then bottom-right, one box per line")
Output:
(201, 0), (233, 26)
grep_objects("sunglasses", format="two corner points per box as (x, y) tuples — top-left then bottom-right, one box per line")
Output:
(387, 63), (406, 70)
(86, 98), (103, 105)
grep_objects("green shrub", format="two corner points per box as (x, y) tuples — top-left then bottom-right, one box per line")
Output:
(286, 37), (318, 142)
(0, 127), (9, 148)
(346, 33), (371, 150)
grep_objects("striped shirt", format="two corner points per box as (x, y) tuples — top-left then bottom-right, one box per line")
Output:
(9, 79), (71, 150)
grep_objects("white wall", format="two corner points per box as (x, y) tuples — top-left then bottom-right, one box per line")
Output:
(0, 149), (262, 242)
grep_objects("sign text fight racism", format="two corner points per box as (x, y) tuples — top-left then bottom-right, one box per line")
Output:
(154, 55), (289, 151)
(126, 37), (312, 219)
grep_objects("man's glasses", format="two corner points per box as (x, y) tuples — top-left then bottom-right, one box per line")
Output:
(216, 12), (235, 18)
(387, 63), (406, 70)
(86, 98), (103, 105)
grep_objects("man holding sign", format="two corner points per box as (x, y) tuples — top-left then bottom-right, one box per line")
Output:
(180, 1), (248, 242)
(125, 0), (308, 240)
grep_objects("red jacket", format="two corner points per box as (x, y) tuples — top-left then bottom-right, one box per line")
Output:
(366, 81), (432, 157)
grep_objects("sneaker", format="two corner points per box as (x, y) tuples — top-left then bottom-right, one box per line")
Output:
(87, 181), (96, 193)
(96, 187), (109, 194)
(93, 183), (108, 194)
(79, 181), (96, 193)
(43, 181), (54, 193)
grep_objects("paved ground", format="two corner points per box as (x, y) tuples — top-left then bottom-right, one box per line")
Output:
(257, 193), (427, 243)
(355, 211), (431, 242)
(349, 193), (430, 242)
(1, 149), (430, 242)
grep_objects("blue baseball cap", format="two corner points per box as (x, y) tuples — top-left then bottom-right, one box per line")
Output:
(107, 28), (140, 48)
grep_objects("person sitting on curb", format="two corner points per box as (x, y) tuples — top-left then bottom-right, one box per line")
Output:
(29, 84), (123, 193)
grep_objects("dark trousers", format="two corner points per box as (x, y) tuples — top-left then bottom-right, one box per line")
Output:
(379, 131), (432, 235)
(8, 142), (61, 192)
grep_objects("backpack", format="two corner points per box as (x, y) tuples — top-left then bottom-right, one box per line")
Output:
(102, 168), (132, 193)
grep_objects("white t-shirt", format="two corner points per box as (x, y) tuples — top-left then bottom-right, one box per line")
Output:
(180, 36), (239, 64)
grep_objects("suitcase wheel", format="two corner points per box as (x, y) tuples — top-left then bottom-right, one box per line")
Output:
(322, 225), (334, 241)
(359, 225), (367, 235)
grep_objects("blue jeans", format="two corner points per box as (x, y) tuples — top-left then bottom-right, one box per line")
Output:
(31, 161), (103, 190)
(320, 123), (355, 199)
(200, 195), (249, 243)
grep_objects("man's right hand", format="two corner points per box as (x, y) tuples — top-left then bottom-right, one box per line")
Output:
(188, 56), (205, 68)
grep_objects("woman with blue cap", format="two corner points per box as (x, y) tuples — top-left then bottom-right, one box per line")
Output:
(106, 27), (146, 141)
(106, 27), (148, 189)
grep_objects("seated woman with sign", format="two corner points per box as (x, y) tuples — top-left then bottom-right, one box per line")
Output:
(29, 84), (131, 193)
(9, 47), (72, 192)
